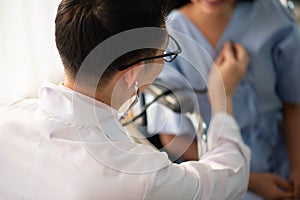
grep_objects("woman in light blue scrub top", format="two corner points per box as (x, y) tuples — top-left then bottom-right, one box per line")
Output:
(150, 0), (300, 199)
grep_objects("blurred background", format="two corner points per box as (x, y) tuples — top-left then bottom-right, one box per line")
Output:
(0, 0), (63, 99)
(296, 1), (300, 23)
(0, 0), (299, 100)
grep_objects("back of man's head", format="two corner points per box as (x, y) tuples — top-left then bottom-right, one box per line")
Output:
(55, 0), (169, 84)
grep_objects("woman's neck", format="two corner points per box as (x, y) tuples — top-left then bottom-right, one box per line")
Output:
(180, 3), (235, 48)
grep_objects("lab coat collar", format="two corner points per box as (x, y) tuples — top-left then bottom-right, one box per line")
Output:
(39, 81), (130, 142)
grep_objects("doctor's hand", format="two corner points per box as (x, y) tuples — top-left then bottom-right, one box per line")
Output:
(249, 173), (293, 200)
(208, 42), (249, 114)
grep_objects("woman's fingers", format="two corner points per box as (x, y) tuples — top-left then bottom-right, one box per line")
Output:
(233, 43), (248, 61)
(209, 41), (249, 110)
(234, 43), (249, 66)
(222, 41), (236, 62)
(275, 175), (293, 191)
(273, 175), (293, 199)
(250, 173), (293, 200)
(214, 51), (224, 66)
(233, 43), (249, 77)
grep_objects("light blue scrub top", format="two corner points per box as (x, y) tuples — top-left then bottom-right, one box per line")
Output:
(153, 0), (300, 178)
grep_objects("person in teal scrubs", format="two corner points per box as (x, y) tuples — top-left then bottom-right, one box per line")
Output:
(148, 0), (300, 199)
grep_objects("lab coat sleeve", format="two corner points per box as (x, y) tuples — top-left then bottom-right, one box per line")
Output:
(146, 60), (206, 137)
(144, 112), (251, 200)
(147, 102), (196, 137)
(146, 63), (199, 137)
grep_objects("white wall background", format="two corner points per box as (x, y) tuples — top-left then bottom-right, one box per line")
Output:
(0, 0), (64, 99)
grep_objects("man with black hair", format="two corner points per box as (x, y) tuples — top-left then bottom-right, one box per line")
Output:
(0, 0), (250, 199)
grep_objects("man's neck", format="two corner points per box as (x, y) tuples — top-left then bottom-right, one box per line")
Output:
(63, 77), (129, 110)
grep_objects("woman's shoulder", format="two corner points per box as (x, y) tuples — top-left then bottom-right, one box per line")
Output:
(167, 10), (184, 24)
(247, 0), (296, 25)
(235, 0), (298, 41)
(166, 9), (193, 31)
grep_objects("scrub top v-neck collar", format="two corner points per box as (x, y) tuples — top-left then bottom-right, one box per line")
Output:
(173, 2), (243, 58)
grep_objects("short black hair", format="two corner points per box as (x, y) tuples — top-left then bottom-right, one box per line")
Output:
(55, 0), (169, 83)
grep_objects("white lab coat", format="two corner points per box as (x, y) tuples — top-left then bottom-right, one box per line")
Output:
(0, 82), (250, 200)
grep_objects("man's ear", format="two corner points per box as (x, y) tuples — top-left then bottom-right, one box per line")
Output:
(123, 62), (144, 88)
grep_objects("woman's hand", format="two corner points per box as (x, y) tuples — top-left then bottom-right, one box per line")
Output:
(208, 41), (249, 114)
(249, 173), (293, 200)
(289, 169), (300, 199)
(282, 102), (300, 199)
